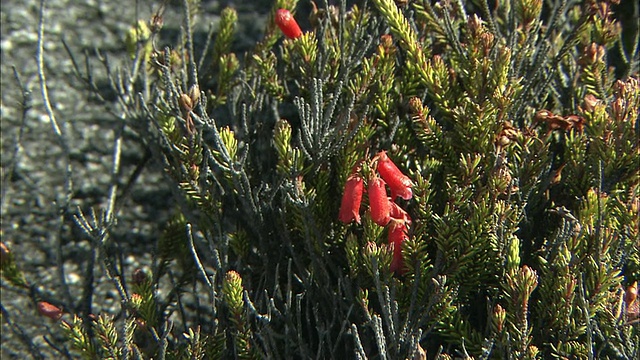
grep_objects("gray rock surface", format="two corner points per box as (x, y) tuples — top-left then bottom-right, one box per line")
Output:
(1, 0), (267, 357)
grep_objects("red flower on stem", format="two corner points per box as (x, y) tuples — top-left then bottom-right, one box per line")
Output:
(390, 201), (411, 225)
(368, 175), (391, 226)
(388, 219), (409, 274)
(37, 301), (63, 321)
(376, 151), (413, 200)
(339, 174), (364, 224)
(275, 9), (302, 39)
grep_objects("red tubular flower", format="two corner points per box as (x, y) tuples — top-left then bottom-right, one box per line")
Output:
(275, 9), (302, 39)
(368, 175), (391, 226)
(390, 202), (411, 225)
(388, 219), (409, 274)
(339, 174), (364, 224)
(37, 301), (63, 321)
(376, 151), (413, 200)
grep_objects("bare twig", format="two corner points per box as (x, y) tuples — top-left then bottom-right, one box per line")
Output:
(182, 0), (198, 86)
(1, 68), (32, 215)
(37, 0), (74, 308)
(186, 223), (214, 290)
(0, 304), (46, 360)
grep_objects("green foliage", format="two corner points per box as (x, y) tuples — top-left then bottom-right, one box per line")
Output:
(60, 315), (97, 359)
(222, 271), (260, 359)
(130, 270), (158, 329)
(124, 19), (152, 60)
(0, 242), (28, 288)
(211, 7), (237, 71)
(94, 314), (123, 360)
(17, 0), (640, 359)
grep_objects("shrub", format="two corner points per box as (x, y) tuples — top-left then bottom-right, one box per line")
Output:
(3, 0), (638, 358)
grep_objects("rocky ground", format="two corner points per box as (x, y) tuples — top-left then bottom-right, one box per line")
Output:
(1, 0), (270, 358)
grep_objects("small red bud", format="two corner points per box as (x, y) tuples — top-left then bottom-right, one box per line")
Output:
(37, 301), (63, 321)
(376, 151), (413, 200)
(339, 174), (364, 224)
(368, 175), (391, 226)
(0, 242), (10, 267)
(275, 9), (302, 39)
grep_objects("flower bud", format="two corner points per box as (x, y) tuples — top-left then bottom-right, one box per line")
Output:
(506, 237), (521, 274)
(624, 77), (638, 97)
(130, 293), (143, 313)
(37, 301), (63, 321)
(149, 13), (164, 33)
(481, 32), (495, 55)
(339, 174), (364, 224)
(0, 242), (9, 267)
(581, 43), (605, 65)
(188, 84), (200, 107)
(380, 34), (393, 49)
(563, 115), (585, 132)
(376, 151), (413, 200)
(467, 14), (483, 37)
(368, 175), (391, 226)
(408, 97), (423, 115)
(179, 93), (193, 111)
(223, 270), (244, 316)
(496, 135), (511, 148)
(364, 241), (378, 256)
(611, 98), (626, 121)
(521, 265), (539, 294)
(492, 304), (506, 332)
(534, 109), (554, 122)
(583, 94), (601, 112)
(565, 277), (577, 300)
(519, 0), (542, 26)
(496, 121), (518, 150)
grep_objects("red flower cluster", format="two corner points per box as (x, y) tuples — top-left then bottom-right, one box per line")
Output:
(338, 151), (413, 274)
